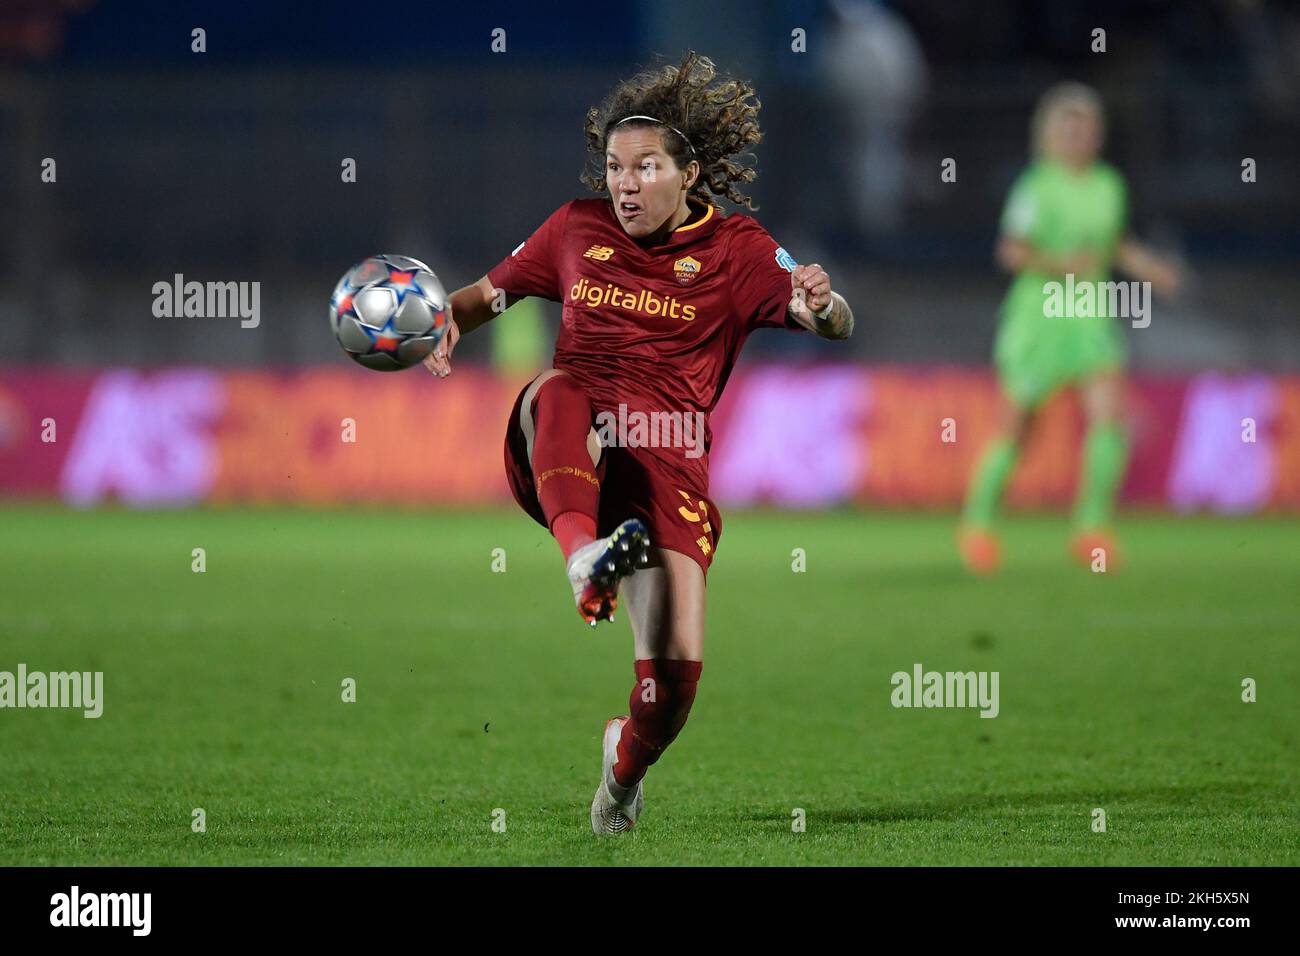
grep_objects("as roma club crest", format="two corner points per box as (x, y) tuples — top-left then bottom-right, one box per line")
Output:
(673, 255), (703, 285)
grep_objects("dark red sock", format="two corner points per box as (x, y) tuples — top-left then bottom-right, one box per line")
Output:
(613, 659), (703, 788)
(529, 375), (601, 557)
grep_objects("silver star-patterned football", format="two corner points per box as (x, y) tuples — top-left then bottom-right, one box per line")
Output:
(329, 254), (450, 371)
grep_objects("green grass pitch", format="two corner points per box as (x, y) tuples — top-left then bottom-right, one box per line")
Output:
(1, 505), (1296, 866)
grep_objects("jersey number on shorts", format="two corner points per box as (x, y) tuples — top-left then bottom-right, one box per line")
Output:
(676, 490), (714, 557)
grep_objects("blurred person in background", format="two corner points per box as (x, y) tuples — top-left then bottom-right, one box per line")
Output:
(822, 0), (926, 241)
(958, 82), (1184, 574)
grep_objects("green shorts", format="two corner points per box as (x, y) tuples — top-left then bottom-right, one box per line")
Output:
(994, 309), (1126, 408)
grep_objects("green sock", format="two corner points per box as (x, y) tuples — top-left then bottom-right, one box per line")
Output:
(1074, 422), (1128, 531)
(963, 439), (1018, 529)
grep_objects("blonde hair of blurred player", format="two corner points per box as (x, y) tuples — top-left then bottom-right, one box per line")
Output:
(1032, 82), (1105, 167)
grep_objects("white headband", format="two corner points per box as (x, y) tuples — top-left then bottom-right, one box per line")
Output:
(612, 114), (695, 155)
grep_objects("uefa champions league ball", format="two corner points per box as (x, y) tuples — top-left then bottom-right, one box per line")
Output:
(330, 254), (450, 371)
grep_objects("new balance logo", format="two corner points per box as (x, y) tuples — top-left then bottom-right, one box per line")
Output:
(583, 245), (615, 261)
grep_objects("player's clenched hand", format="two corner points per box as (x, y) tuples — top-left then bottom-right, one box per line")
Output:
(789, 263), (833, 320)
(422, 312), (460, 378)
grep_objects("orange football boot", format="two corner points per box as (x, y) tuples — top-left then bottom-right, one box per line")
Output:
(957, 526), (1001, 575)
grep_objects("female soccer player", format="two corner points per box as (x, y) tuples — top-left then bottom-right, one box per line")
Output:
(423, 53), (854, 832)
(959, 82), (1182, 574)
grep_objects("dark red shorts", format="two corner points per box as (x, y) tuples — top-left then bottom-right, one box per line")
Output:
(503, 380), (722, 576)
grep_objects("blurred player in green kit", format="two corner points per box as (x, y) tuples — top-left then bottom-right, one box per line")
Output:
(959, 82), (1183, 573)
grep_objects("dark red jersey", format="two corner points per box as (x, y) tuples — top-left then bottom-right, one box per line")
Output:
(487, 197), (804, 492)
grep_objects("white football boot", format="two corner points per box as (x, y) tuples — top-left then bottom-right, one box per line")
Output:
(590, 716), (644, 834)
(565, 518), (651, 626)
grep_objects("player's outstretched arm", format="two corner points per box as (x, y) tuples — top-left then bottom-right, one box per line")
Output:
(1114, 237), (1184, 297)
(423, 275), (520, 378)
(787, 263), (854, 340)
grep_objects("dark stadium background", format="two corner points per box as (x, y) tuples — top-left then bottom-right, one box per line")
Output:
(3, 0), (1296, 370)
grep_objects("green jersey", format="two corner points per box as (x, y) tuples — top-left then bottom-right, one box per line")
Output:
(994, 159), (1130, 406)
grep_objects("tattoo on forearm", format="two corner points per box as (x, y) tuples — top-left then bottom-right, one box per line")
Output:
(816, 294), (854, 340)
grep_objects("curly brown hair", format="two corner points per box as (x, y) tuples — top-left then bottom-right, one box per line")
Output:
(582, 51), (763, 210)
